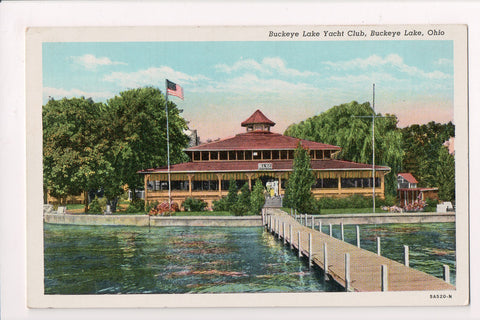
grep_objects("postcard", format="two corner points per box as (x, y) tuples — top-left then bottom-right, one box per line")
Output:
(26, 25), (469, 308)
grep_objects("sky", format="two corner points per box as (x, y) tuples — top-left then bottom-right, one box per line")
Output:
(43, 40), (453, 140)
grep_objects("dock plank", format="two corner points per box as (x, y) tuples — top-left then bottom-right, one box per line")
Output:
(265, 208), (455, 292)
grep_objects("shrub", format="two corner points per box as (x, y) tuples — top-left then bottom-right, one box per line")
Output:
(212, 197), (228, 211)
(146, 200), (159, 213)
(424, 198), (439, 212)
(89, 196), (107, 214)
(125, 198), (145, 213)
(182, 197), (207, 212)
(250, 179), (266, 215)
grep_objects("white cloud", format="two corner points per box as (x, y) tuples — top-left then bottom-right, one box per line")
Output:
(43, 87), (114, 102)
(71, 54), (127, 70)
(324, 54), (451, 80)
(103, 66), (209, 88)
(215, 57), (318, 77)
(435, 58), (453, 66)
(195, 73), (317, 94)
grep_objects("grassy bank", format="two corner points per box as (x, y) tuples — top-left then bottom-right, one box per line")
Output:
(281, 207), (389, 215)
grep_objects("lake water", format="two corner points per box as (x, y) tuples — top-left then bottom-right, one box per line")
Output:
(44, 222), (455, 294)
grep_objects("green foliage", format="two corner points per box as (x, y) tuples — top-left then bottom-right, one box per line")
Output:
(88, 196), (108, 214)
(145, 200), (159, 213)
(401, 121), (455, 188)
(42, 87), (190, 208)
(284, 101), (404, 195)
(225, 179), (239, 209)
(436, 145), (455, 201)
(125, 198), (145, 213)
(231, 183), (251, 216)
(43, 97), (110, 208)
(296, 195), (397, 213)
(212, 197), (228, 211)
(283, 143), (315, 212)
(182, 197), (207, 212)
(250, 179), (266, 215)
(424, 198), (439, 212)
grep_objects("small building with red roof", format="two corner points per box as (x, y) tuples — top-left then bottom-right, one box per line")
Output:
(139, 110), (391, 208)
(397, 172), (438, 206)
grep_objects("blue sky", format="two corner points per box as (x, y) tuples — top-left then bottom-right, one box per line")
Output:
(43, 40), (453, 139)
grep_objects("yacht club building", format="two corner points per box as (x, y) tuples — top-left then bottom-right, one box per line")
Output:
(139, 110), (390, 208)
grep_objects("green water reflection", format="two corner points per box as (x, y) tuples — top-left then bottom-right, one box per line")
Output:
(44, 222), (455, 294)
(44, 224), (339, 294)
(322, 222), (456, 284)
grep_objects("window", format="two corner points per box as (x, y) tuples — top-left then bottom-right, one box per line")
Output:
(312, 178), (338, 189)
(280, 150), (288, 159)
(229, 151), (236, 160)
(237, 151), (244, 160)
(341, 178), (380, 188)
(192, 180), (219, 191)
(272, 150), (279, 160)
(221, 179), (247, 190)
(210, 152), (218, 160)
(288, 150), (294, 159)
(315, 150), (322, 160)
(171, 181), (189, 190)
(253, 151), (262, 160)
(245, 151), (252, 160)
(219, 151), (228, 160)
(263, 150), (271, 159)
(193, 152), (200, 161)
(201, 151), (209, 161)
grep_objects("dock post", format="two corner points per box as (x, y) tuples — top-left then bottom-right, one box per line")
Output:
(290, 208), (293, 216)
(329, 224), (333, 237)
(318, 221), (322, 233)
(300, 214), (303, 225)
(381, 265), (388, 291)
(268, 216), (271, 231)
(312, 216), (315, 230)
(443, 265), (450, 284)
(345, 253), (351, 292)
(289, 224), (293, 249)
(308, 233), (312, 269)
(356, 225), (360, 248)
(404, 245), (409, 267)
(283, 222), (286, 245)
(377, 237), (381, 256)
(341, 222), (344, 241)
(297, 231), (301, 258)
(323, 243), (329, 280)
(262, 210), (265, 226)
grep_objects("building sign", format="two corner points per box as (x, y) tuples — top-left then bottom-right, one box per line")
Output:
(258, 163), (273, 170)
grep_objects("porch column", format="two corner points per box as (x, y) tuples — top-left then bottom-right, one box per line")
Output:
(188, 174), (194, 196)
(216, 173), (223, 196)
(380, 173), (385, 197)
(246, 173), (253, 190)
(278, 175), (283, 195)
(337, 173), (342, 196)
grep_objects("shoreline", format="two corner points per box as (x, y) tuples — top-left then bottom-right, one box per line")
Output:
(43, 212), (455, 227)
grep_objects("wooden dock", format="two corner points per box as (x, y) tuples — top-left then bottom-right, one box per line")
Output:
(263, 208), (455, 292)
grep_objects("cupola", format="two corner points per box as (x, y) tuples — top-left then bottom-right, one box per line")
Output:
(241, 109), (276, 132)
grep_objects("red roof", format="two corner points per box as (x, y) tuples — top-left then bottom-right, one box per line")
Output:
(398, 173), (418, 184)
(241, 109), (276, 127)
(139, 159), (390, 174)
(186, 131), (341, 151)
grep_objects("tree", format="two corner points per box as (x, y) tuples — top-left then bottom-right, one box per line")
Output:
(284, 101), (404, 195)
(232, 183), (251, 216)
(283, 143), (315, 212)
(436, 145), (455, 201)
(250, 179), (266, 215)
(43, 97), (110, 209)
(225, 179), (239, 210)
(401, 121), (455, 188)
(102, 87), (190, 203)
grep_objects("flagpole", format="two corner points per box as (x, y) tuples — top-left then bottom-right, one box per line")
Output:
(372, 83), (376, 214)
(165, 80), (172, 210)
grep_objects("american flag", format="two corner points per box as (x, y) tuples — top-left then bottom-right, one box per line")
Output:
(166, 79), (184, 100)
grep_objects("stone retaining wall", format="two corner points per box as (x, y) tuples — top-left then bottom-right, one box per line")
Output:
(44, 213), (263, 227)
